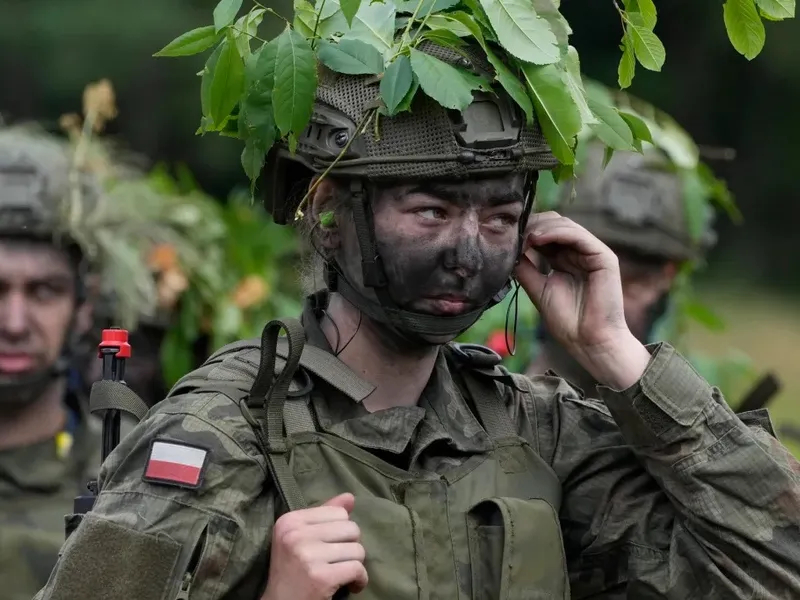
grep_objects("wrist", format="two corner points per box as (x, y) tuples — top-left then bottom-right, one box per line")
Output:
(581, 331), (651, 391)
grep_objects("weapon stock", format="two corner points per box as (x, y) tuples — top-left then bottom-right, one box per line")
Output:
(736, 371), (782, 414)
(68, 328), (131, 538)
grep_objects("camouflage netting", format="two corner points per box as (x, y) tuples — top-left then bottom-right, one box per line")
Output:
(267, 41), (558, 223)
(319, 42), (556, 178)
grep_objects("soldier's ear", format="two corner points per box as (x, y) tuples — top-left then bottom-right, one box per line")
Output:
(310, 177), (341, 252)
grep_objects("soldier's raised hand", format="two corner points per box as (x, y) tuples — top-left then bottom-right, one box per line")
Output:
(515, 212), (650, 390)
(262, 493), (368, 600)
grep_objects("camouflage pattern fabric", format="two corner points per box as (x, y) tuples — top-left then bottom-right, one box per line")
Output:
(1, 404), (100, 600)
(34, 295), (800, 599)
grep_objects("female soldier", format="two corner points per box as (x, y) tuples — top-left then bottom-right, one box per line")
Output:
(36, 43), (800, 600)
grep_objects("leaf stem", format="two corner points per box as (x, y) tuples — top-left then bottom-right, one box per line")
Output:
(294, 110), (375, 221)
(311, 0), (327, 48)
(231, 26), (268, 44)
(254, 1), (290, 24)
(411, 2), (439, 47)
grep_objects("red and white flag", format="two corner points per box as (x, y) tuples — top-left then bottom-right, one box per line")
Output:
(143, 440), (209, 489)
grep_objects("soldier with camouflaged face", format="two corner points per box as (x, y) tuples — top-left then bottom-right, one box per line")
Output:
(0, 126), (103, 600)
(526, 140), (717, 394)
(36, 42), (800, 600)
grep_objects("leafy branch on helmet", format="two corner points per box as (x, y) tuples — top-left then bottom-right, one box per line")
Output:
(155, 0), (794, 191)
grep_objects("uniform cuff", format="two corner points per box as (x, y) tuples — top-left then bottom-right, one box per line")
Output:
(598, 343), (715, 447)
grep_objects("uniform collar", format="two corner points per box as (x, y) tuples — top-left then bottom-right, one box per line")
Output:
(300, 292), (492, 461)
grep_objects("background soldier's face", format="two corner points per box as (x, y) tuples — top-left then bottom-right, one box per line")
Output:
(0, 239), (83, 383)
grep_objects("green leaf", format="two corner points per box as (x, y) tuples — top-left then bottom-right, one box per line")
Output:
(757, 0), (795, 19)
(396, 0), (460, 13)
(245, 36), (279, 90)
(618, 32), (636, 88)
(461, 0), (494, 33)
(626, 13), (665, 71)
(323, 0), (396, 53)
(724, 0), (766, 59)
(479, 0), (560, 65)
(200, 40), (227, 118)
(586, 96), (635, 151)
(213, 0), (244, 32)
(553, 162), (575, 184)
(341, 0), (363, 26)
(533, 170), (560, 210)
(234, 8), (266, 57)
(420, 29), (469, 50)
(531, 0), (571, 49)
(240, 88), (276, 131)
(395, 77), (420, 112)
(209, 38), (246, 127)
(485, 47), (533, 124)
(425, 14), (473, 37)
(154, 26), (221, 57)
(314, 0), (340, 20)
(521, 62), (581, 164)
(683, 299), (726, 331)
(318, 38), (385, 74)
(602, 145), (615, 168)
(272, 27), (318, 137)
(319, 210), (336, 227)
(563, 46), (596, 127)
(447, 12), (486, 47)
(241, 134), (269, 189)
(381, 55), (414, 115)
(409, 48), (477, 110)
(623, 0), (657, 29)
(618, 111), (653, 144)
(682, 168), (713, 242)
(294, 0), (318, 37)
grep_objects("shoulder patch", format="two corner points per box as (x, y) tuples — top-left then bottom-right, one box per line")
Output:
(142, 438), (210, 490)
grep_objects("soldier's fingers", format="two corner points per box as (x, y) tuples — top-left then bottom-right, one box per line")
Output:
(318, 542), (366, 564)
(281, 505), (351, 529)
(304, 520), (361, 543)
(327, 561), (369, 594)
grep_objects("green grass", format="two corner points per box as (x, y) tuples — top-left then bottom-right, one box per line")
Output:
(686, 286), (800, 455)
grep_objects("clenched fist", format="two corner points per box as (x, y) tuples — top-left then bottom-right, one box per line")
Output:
(262, 493), (368, 600)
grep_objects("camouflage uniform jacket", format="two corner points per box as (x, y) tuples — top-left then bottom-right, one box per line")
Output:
(1, 398), (100, 600)
(35, 294), (800, 599)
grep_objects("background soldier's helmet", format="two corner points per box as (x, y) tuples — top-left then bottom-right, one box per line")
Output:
(556, 139), (717, 262)
(0, 127), (98, 258)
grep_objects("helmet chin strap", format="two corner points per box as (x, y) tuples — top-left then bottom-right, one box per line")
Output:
(326, 177), (534, 346)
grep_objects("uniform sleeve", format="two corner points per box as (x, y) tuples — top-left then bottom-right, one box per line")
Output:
(519, 343), (800, 599)
(35, 393), (276, 600)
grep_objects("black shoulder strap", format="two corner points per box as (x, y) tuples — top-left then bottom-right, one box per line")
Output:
(247, 318), (309, 513)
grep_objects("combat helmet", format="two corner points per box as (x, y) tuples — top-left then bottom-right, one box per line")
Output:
(549, 82), (720, 264)
(263, 41), (558, 343)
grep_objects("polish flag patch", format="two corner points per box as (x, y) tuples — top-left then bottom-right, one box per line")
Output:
(142, 439), (209, 490)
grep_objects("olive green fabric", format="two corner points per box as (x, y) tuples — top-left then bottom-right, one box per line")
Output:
(0, 408), (100, 600)
(34, 294), (800, 599)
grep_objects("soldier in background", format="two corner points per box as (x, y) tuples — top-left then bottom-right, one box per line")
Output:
(0, 80), (188, 597)
(526, 140), (717, 393)
(0, 125), (104, 600)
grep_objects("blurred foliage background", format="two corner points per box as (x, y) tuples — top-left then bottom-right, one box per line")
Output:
(2, 0), (799, 448)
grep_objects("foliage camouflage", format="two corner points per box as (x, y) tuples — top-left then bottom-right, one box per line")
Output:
(154, 0), (795, 193)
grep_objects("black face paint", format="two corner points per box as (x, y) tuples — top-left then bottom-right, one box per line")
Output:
(374, 177), (524, 316)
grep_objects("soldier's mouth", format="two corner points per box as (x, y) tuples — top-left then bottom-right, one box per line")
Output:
(419, 294), (472, 315)
(0, 353), (36, 373)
